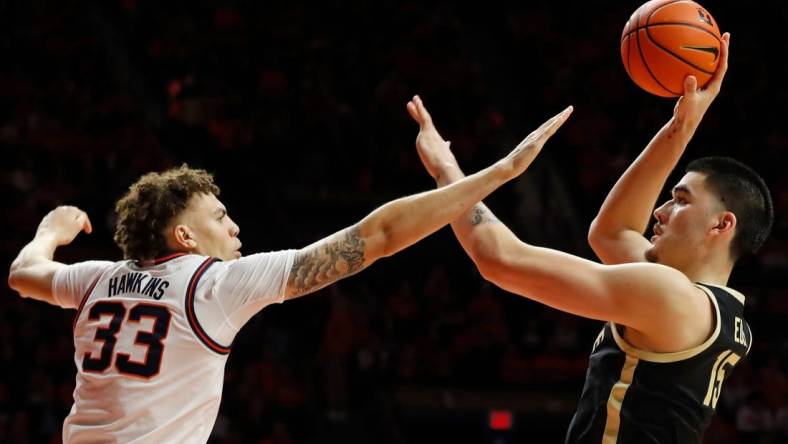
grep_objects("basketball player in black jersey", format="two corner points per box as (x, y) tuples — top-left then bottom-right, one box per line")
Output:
(409, 32), (773, 443)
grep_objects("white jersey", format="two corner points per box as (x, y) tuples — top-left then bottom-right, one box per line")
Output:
(52, 251), (295, 443)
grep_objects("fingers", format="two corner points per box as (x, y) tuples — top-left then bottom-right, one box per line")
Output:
(539, 105), (574, 139)
(552, 105), (574, 130)
(718, 32), (730, 73)
(406, 100), (420, 123)
(406, 95), (434, 127)
(413, 95), (433, 126)
(683, 75), (698, 95)
(79, 212), (93, 234)
(706, 32), (729, 92)
(515, 105), (573, 152)
(61, 205), (92, 234)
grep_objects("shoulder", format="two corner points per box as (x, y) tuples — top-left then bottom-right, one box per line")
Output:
(603, 262), (711, 333)
(603, 261), (696, 297)
(200, 250), (297, 285)
(55, 260), (116, 280)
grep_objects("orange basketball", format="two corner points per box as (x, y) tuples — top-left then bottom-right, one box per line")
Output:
(621, 0), (722, 97)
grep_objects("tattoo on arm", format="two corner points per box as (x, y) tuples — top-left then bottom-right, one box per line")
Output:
(470, 205), (501, 226)
(286, 226), (366, 298)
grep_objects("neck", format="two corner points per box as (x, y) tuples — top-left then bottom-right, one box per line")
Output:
(680, 254), (734, 286)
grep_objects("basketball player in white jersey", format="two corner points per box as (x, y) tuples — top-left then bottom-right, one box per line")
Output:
(7, 102), (572, 443)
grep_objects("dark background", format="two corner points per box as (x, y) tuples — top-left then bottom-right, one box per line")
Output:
(1, 1), (786, 443)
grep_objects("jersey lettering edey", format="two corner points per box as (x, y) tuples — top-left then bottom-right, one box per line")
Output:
(52, 251), (295, 444)
(565, 283), (752, 444)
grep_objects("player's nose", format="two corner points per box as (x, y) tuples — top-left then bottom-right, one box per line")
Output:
(229, 219), (240, 237)
(653, 202), (668, 224)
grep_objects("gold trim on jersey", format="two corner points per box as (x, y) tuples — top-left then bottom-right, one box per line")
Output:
(697, 282), (746, 305)
(609, 284), (721, 363)
(745, 323), (753, 356)
(602, 354), (639, 443)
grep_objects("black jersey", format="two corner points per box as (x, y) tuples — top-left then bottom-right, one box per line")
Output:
(565, 283), (751, 444)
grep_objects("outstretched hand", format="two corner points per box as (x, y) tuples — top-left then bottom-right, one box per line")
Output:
(497, 106), (573, 179)
(36, 206), (93, 246)
(407, 95), (460, 183)
(408, 95), (572, 184)
(674, 32), (730, 125)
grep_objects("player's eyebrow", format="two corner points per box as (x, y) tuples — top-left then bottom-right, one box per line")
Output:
(214, 208), (227, 217)
(672, 185), (692, 197)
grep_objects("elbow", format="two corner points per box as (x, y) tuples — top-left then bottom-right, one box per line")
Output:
(7, 268), (23, 294)
(361, 220), (394, 261)
(587, 217), (607, 252)
(378, 222), (397, 258)
(587, 217), (601, 243)
(356, 220), (394, 265)
(7, 261), (30, 296)
(465, 236), (513, 284)
(473, 248), (507, 284)
(476, 259), (499, 283)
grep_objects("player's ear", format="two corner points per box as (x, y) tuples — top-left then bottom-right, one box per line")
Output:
(173, 224), (198, 250)
(711, 211), (736, 236)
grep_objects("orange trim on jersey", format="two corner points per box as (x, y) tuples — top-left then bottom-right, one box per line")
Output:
(133, 252), (189, 268)
(73, 273), (104, 331)
(185, 257), (232, 355)
(153, 252), (188, 264)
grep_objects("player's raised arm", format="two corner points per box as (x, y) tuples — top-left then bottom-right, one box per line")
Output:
(587, 33), (731, 265)
(283, 103), (573, 299)
(8, 206), (93, 304)
(408, 95), (711, 350)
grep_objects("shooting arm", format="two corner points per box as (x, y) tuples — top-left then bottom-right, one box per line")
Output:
(588, 33), (730, 264)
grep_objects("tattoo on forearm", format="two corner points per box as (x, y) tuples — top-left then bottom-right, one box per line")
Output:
(470, 205), (501, 226)
(287, 226), (366, 297)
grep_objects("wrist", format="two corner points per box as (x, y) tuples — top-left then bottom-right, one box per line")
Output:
(490, 158), (518, 183)
(435, 163), (465, 187)
(33, 230), (62, 247)
(672, 110), (704, 132)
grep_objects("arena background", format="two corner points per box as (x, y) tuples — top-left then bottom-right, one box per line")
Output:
(2, 1), (786, 443)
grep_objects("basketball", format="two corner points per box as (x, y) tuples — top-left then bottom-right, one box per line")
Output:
(621, 0), (722, 97)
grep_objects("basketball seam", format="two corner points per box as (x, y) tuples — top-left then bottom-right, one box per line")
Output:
(621, 22), (721, 42)
(622, 0), (720, 42)
(623, 34), (631, 77)
(635, 17), (677, 96)
(644, 27), (716, 76)
(646, 1), (719, 77)
(626, 5), (646, 79)
(634, 0), (686, 31)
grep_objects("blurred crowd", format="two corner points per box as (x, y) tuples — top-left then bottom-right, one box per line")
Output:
(1, 1), (787, 443)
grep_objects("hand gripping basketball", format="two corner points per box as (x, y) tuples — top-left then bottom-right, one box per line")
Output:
(621, 0), (723, 98)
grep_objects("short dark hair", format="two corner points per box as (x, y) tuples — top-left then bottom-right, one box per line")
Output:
(686, 157), (773, 261)
(114, 164), (220, 261)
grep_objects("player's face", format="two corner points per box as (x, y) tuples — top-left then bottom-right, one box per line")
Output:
(645, 172), (725, 269)
(178, 193), (242, 261)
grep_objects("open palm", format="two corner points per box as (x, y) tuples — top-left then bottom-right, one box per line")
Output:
(406, 95), (458, 182)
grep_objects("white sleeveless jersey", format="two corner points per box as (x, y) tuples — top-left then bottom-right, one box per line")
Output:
(51, 251), (295, 443)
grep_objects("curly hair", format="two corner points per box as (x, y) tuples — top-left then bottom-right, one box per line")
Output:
(114, 164), (220, 261)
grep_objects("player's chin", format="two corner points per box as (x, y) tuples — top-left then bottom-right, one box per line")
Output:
(644, 245), (659, 263)
(217, 250), (242, 261)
